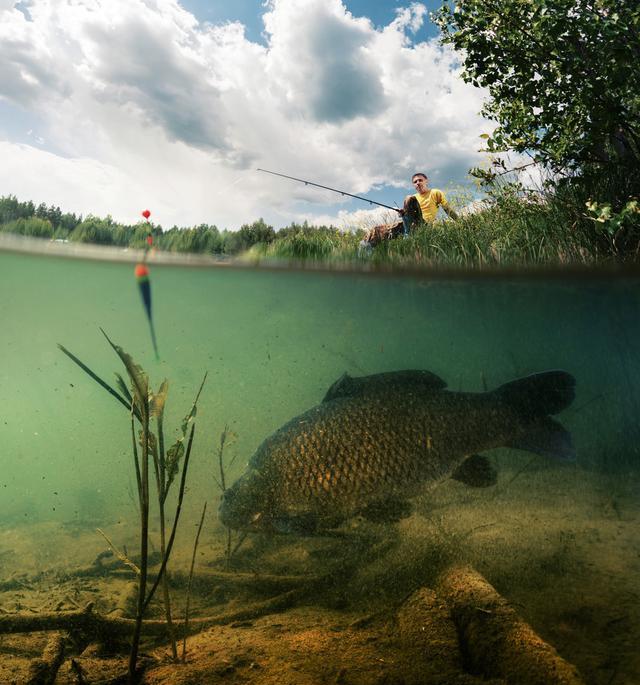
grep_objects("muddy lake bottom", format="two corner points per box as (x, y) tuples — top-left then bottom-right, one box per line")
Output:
(1, 463), (639, 685)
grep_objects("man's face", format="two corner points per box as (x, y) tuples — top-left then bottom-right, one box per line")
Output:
(412, 175), (429, 193)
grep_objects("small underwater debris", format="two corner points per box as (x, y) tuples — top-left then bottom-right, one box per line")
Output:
(96, 528), (140, 576)
(70, 657), (89, 685)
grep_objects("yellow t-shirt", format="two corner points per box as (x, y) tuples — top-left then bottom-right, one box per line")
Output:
(414, 189), (448, 222)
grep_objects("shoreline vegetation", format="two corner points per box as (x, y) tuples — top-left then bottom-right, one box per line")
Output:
(0, 182), (638, 269)
(2, 1), (638, 269)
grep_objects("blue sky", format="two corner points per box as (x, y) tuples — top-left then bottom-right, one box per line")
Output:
(0, 0), (490, 229)
(180, 0), (442, 43)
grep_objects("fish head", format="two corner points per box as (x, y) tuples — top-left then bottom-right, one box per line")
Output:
(219, 468), (323, 535)
(218, 468), (274, 532)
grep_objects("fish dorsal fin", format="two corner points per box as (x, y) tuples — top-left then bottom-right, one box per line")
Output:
(451, 454), (497, 488)
(323, 370), (447, 402)
(323, 373), (353, 402)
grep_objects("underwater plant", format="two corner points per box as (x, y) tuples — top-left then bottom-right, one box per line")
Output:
(211, 424), (242, 566)
(58, 331), (206, 682)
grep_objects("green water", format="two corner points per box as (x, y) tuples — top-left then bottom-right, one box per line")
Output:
(1, 246), (639, 684)
(2, 250), (638, 525)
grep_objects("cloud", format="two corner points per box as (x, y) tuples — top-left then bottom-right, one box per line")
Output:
(0, 4), (70, 107)
(263, 0), (386, 123)
(0, 0), (491, 229)
(0, 0), (19, 12)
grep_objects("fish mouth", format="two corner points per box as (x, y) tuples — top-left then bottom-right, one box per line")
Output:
(218, 490), (266, 531)
(220, 505), (314, 535)
(250, 512), (263, 524)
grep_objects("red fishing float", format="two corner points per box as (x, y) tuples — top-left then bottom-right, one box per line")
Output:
(135, 263), (149, 279)
(135, 209), (159, 360)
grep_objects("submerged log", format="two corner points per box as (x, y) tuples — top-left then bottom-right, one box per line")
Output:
(26, 631), (67, 685)
(397, 588), (506, 685)
(437, 565), (585, 685)
(397, 588), (466, 680)
(0, 589), (303, 639)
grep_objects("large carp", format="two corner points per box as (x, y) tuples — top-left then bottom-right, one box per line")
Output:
(219, 369), (575, 534)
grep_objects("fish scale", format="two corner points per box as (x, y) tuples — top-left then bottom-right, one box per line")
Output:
(258, 395), (489, 511)
(220, 370), (576, 534)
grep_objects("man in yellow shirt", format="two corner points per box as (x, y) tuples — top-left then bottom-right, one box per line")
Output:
(406, 172), (458, 225)
(360, 172), (458, 249)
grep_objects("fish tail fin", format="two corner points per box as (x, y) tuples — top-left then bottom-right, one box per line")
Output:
(494, 370), (575, 417)
(506, 417), (575, 461)
(494, 371), (576, 461)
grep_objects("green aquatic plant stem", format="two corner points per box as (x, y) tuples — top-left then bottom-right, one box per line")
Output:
(211, 425), (235, 568)
(148, 382), (178, 661)
(130, 412), (142, 504)
(151, 374), (205, 660)
(142, 423), (196, 613)
(129, 397), (150, 684)
(182, 500), (207, 663)
(151, 429), (178, 661)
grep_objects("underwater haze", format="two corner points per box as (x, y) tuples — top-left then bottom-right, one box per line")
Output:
(1, 242), (639, 684)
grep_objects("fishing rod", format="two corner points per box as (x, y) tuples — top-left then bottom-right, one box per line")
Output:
(257, 168), (401, 212)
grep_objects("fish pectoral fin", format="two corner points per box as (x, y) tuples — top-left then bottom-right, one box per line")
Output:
(451, 454), (497, 488)
(272, 513), (320, 536)
(360, 497), (413, 523)
(506, 417), (575, 461)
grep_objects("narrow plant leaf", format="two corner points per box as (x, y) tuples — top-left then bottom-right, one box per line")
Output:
(151, 380), (169, 419)
(165, 372), (207, 492)
(180, 372), (208, 435)
(139, 429), (158, 457)
(165, 441), (184, 491)
(115, 373), (133, 407)
(100, 328), (149, 419)
(58, 343), (133, 414)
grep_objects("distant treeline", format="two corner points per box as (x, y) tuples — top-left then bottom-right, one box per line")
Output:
(0, 195), (353, 255)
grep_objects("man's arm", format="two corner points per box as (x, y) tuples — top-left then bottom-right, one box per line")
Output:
(397, 194), (415, 215)
(444, 205), (459, 220)
(437, 190), (458, 220)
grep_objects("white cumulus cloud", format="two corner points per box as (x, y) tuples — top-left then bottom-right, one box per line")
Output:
(0, 0), (491, 229)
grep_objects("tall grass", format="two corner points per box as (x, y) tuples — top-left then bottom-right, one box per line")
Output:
(249, 226), (362, 262)
(250, 183), (633, 268)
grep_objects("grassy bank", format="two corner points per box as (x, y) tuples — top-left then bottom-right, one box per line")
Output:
(2, 183), (638, 268)
(250, 190), (634, 268)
